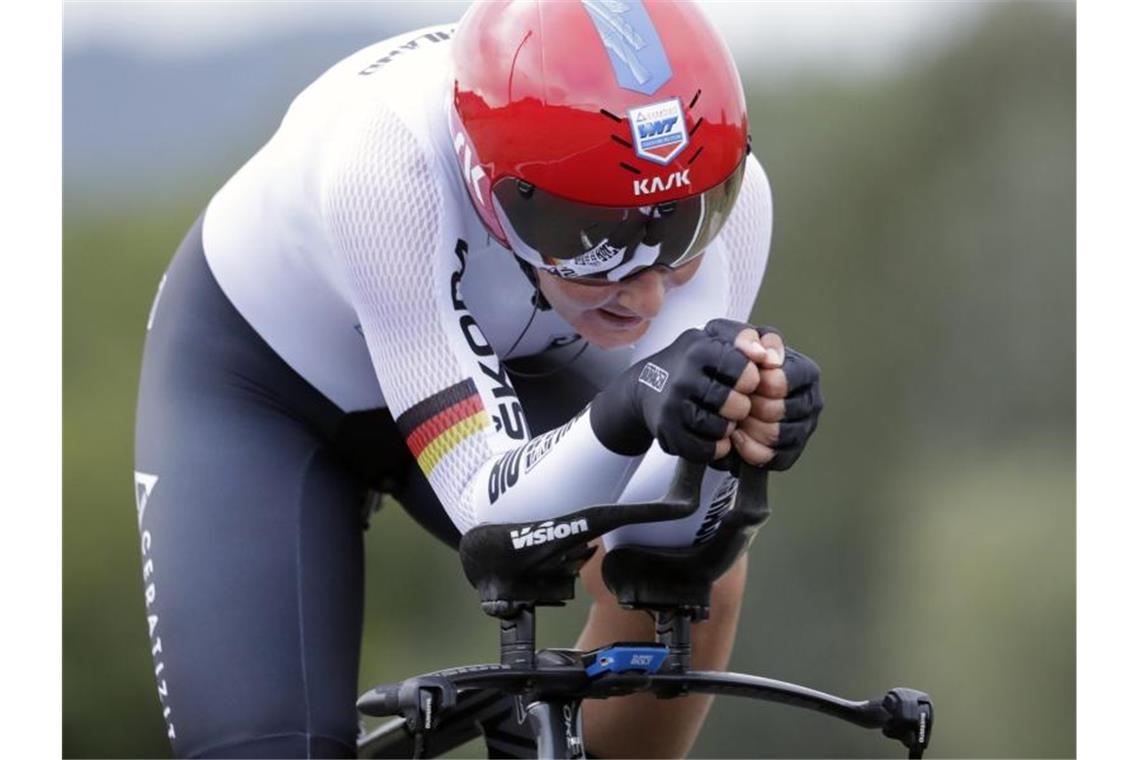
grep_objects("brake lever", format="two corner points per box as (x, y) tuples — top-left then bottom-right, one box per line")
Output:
(879, 687), (934, 759)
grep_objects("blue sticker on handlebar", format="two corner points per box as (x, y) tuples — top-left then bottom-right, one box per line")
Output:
(585, 645), (669, 677)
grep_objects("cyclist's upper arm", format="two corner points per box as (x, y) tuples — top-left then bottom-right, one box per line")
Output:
(318, 103), (646, 532)
(716, 154), (774, 322)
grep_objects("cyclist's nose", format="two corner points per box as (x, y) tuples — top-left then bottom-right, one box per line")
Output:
(615, 268), (667, 319)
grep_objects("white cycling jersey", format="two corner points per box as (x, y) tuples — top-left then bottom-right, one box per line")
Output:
(201, 24), (773, 543)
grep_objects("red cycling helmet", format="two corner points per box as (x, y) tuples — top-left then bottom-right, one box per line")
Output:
(449, 0), (750, 282)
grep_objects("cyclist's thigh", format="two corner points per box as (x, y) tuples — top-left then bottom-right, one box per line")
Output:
(135, 218), (365, 758)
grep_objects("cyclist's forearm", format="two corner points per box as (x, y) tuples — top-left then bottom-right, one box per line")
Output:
(575, 550), (748, 758)
(470, 408), (645, 524)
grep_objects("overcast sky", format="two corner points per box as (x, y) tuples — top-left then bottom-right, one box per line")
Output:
(64, 1), (986, 80)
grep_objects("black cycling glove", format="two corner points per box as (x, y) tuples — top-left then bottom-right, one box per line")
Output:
(767, 346), (823, 471)
(704, 324), (823, 475)
(590, 321), (752, 462)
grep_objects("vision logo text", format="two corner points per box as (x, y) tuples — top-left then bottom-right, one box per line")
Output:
(510, 518), (589, 550)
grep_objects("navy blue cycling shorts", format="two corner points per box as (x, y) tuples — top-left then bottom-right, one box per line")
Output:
(134, 217), (593, 757)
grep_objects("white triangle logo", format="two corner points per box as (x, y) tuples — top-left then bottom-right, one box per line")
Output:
(135, 471), (159, 528)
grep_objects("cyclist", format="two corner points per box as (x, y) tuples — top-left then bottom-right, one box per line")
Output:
(133, 1), (823, 757)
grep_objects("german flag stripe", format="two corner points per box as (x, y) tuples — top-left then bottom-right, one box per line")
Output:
(416, 410), (490, 474)
(404, 394), (485, 457)
(397, 379), (481, 436)
(397, 380), (489, 474)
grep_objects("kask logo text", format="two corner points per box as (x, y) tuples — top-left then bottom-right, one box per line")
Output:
(633, 169), (690, 197)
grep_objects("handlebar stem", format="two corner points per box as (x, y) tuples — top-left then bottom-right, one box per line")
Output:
(499, 606), (537, 669)
(655, 609), (693, 675)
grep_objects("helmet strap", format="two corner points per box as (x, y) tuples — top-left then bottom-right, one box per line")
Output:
(515, 258), (552, 312)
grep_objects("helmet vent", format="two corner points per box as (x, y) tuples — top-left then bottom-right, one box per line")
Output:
(689, 117), (704, 137)
(686, 146), (705, 166)
(610, 134), (633, 148)
(618, 162), (642, 175)
(599, 109), (624, 123)
(689, 89), (702, 108)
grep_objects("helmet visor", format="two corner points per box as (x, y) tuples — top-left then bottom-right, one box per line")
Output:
(492, 160), (746, 282)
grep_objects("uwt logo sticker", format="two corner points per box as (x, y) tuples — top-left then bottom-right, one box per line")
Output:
(628, 98), (689, 165)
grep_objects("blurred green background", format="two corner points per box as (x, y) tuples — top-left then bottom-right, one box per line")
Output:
(63, 2), (1074, 757)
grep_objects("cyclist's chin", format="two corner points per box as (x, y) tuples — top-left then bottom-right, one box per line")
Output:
(577, 310), (651, 349)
